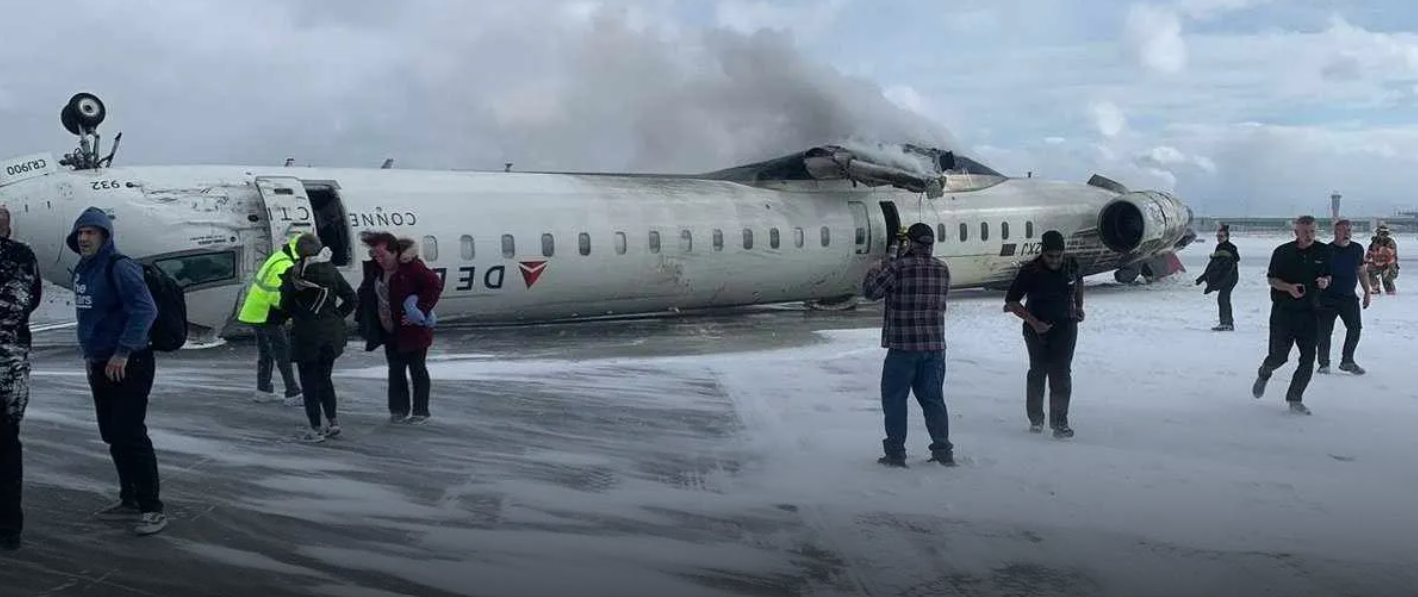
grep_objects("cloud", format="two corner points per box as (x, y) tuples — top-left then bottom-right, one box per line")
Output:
(1126, 4), (1188, 73)
(1090, 100), (1128, 137)
(0, 0), (951, 175)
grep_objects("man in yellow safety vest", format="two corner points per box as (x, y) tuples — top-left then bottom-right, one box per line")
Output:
(237, 235), (303, 403)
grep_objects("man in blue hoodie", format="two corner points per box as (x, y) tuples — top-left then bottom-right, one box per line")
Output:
(67, 206), (167, 536)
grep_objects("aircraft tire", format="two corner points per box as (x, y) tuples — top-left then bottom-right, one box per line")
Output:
(1114, 267), (1140, 284)
(66, 92), (106, 129)
(60, 104), (82, 136)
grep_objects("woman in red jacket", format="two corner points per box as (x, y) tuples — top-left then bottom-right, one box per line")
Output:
(355, 232), (444, 424)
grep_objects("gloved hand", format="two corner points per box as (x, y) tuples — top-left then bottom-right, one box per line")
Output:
(403, 295), (436, 327)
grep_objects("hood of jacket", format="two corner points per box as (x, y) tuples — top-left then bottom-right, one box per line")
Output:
(66, 206), (117, 262)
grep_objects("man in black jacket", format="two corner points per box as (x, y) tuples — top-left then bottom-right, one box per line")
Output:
(1005, 230), (1084, 438)
(0, 206), (42, 550)
(1195, 224), (1239, 331)
(1252, 215), (1330, 414)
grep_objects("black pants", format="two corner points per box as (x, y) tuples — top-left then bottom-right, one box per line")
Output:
(1259, 307), (1317, 402)
(386, 345), (430, 417)
(254, 323), (299, 396)
(1023, 321), (1078, 429)
(0, 419), (20, 538)
(1316, 296), (1361, 367)
(296, 346), (339, 430)
(87, 349), (163, 514)
(1217, 286), (1234, 326)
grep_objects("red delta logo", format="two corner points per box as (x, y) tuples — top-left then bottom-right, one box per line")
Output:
(518, 260), (548, 289)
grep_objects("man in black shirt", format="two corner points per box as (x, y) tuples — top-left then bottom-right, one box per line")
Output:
(1005, 230), (1084, 439)
(1251, 215), (1331, 414)
(1316, 219), (1371, 375)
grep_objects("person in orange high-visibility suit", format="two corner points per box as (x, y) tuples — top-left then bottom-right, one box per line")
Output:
(1366, 227), (1398, 295)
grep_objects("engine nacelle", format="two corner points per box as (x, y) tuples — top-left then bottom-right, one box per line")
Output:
(1097, 191), (1193, 256)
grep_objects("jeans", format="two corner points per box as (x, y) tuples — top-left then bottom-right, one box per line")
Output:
(1024, 320), (1078, 429)
(86, 349), (163, 514)
(1259, 306), (1318, 402)
(253, 323), (299, 395)
(879, 349), (952, 458)
(1316, 296), (1361, 367)
(386, 345), (431, 417)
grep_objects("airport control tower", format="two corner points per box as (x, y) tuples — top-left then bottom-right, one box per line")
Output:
(1331, 192), (1342, 220)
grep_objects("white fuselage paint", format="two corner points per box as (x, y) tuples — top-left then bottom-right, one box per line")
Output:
(0, 161), (1193, 337)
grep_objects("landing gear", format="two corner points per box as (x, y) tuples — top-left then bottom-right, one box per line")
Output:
(57, 91), (121, 170)
(1114, 266), (1141, 284)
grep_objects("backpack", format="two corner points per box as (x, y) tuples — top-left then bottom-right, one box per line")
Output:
(106, 255), (188, 352)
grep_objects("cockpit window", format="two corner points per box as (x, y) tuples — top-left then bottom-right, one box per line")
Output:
(153, 251), (237, 289)
(947, 154), (1004, 177)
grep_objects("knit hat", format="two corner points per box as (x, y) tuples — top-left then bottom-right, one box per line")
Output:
(294, 233), (323, 258)
(1041, 230), (1065, 251)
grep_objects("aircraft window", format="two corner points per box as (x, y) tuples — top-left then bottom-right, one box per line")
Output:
(820, 226), (830, 247)
(541, 233), (554, 257)
(579, 232), (591, 256)
(1026, 221), (1035, 238)
(793, 227), (804, 248)
(649, 230), (661, 253)
(502, 234), (515, 258)
(614, 231), (627, 255)
(959, 223), (969, 241)
(152, 251), (236, 290)
(855, 226), (866, 245)
(937, 224), (946, 242)
(743, 228), (754, 250)
(423, 236), (439, 261)
(680, 230), (692, 253)
(770, 227), (780, 249)
(460, 235), (475, 260)
(712, 229), (724, 251)
(980, 223), (989, 241)
(1001, 222), (1010, 240)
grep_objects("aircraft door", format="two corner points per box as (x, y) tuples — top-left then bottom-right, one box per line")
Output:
(878, 201), (902, 257)
(254, 176), (317, 247)
(848, 201), (871, 255)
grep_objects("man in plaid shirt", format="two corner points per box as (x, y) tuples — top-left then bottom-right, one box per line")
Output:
(862, 222), (954, 467)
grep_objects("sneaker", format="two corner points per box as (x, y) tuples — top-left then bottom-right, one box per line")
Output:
(283, 395), (303, 407)
(1053, 427), (1075, 439)
(1339, 362), (1366, 375)
(877, 455), (907, 468)
(251, 390), (278, 403)
(297, 428), (325, 443)
(95, 500), (141, 521)
(284, 388), (303, 399)
(1317, 365), (1331, 374)
(405, 415), (430, 425)
(1212, 323), (1234, 331)
(134, 512), (168, 536)
(1289, 402), (1312, 415)
(389, 413), (409, 423)
(323, 420), (341, 438)
(0, 534), (19, 551)
(1029, 423), (1044, 434)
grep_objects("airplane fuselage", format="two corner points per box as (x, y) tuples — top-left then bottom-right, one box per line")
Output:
(0, 153), (1193, 340)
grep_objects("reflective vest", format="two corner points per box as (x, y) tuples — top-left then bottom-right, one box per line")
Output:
(237, 236), (301, 324)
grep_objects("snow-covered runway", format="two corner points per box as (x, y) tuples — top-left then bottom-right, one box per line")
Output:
(3, 234), (1415, 596)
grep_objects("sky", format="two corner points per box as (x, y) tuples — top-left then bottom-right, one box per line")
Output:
(2, 0), (1417, 217)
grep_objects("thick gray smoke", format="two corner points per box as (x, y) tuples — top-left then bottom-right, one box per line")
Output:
(0, 1), (957, 174)
(484, 10), (959, 173)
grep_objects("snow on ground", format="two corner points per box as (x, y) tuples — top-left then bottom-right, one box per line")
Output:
(5, 233), (1416, 597)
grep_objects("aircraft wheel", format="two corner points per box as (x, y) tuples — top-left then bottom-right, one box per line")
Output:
(66, 92), (106, 129)
(1114, 267), (1140, 284)
(60, 104), (82, 135)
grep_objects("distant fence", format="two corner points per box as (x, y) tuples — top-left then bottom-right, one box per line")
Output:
(1194, 216), (1414, 235)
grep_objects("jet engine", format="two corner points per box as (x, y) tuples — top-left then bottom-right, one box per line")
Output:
(1097, 190), (1193, 255)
